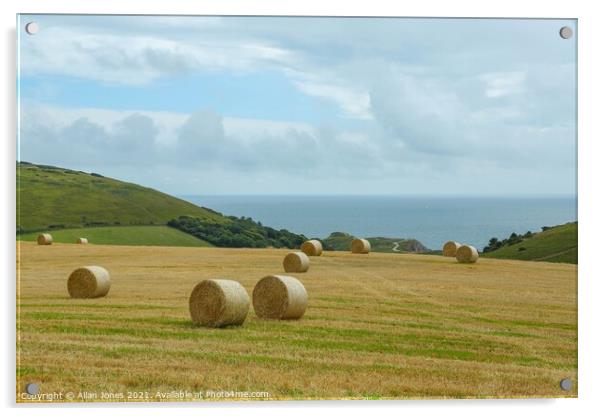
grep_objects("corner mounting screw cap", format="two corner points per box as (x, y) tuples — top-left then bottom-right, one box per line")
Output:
(25, 22), (39, 35)
(559, 378), (572, 391)
(25, 383), (40, 395)
(559, 26), (573, 39)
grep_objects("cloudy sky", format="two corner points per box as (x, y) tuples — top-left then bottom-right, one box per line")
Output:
(17, 15), (576, 196)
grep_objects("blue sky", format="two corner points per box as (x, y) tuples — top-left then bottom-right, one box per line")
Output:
(18, 15), (576, 196)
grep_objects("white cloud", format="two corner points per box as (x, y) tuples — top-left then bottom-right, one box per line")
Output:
(480, 71), (527, 98)
(293, 79), (372, 120)
(20, 26), (296, 85)
(17, 16), (577, 195)
(19, 103), (319, 144)
(19, 18), (375, 120)
(18, 100), (576, 196)
(19, 103), (384, 177)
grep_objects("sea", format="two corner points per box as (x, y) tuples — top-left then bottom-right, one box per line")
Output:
(179, 195), (577, 251)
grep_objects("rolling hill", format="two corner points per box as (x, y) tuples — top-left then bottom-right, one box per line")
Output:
(16, 162), (306, 249)
(17, 162), (225, 233)
(323, 232), (429, 253)
(482, 222), (577, 264)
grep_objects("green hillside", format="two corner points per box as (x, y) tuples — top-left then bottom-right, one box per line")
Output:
(323, 232), (429, 253)
(18, 225), (212, 247)
(17, 162), (225, 233)
(482, 222), (577, 264)
(16, 162), (306, 249)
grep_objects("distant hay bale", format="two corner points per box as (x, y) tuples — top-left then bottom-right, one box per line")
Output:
(283, 252), (310, 273)
(456, 245), (479, 263)
(76, 237), (88, 244)
(301, 239), (323, 256)
(351, 238), (371, 254)
(37, 233), (53, 245)
(189, 279), (250, 328)
(253, 275), (308, 320)
(443, 241), (461, 257)
(67, 266), (111, 298)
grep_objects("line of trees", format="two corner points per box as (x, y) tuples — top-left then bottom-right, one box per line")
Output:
(483, 230), (534, 253)
(167, 215), (307, 249)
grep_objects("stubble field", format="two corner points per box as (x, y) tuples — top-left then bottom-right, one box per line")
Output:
(17, 241), (577, 401)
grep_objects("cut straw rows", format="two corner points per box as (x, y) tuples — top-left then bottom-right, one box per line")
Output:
(56, 234), (480, 331)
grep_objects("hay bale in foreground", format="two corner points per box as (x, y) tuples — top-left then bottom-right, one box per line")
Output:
(351, 238), (371, 254)
(443, 241), (461, 257)
(301, 239), (323, 256)
(189, 279), (250, 328)
(37, 233), (53, 245)
(67, 266), (111, 298)
(253, 275), (308, 320)
(456, 245), (479, 263)
(76, 238), (88, 244)
(283, 252), (310, 273)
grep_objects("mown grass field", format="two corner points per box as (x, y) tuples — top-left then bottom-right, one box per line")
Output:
(17, 242), (577, 402)
(18, 226), (211, 247)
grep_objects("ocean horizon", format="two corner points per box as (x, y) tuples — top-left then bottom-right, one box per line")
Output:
(179, 195), (577, 251)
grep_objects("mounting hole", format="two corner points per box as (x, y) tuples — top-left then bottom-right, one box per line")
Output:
(25, 22), (39, 35)
(559, 378), (572, 391)
(559, 26), (573, 39)
(25, 383), (40, 395)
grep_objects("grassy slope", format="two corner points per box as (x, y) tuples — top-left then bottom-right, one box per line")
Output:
(324, 232), (429, 253)
(17, 243), (576, 400)
(17, 162), (225, 232)
(483, 222), (577, 264)
(18, 226), (211, 247)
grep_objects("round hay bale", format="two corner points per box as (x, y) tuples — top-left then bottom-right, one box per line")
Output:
(351, 238), (371, 254)
(283, 252), (310, 273)
(67, 266), (111, 298)
(300, 239), (323, 256)
(443, 241), (461, 257)
(189, 279), (250, 328)
(37, 233), (53, 245)
(76, 237), (88, 244)
(253, 275), (308, 320)
(456, 245), (479, 264)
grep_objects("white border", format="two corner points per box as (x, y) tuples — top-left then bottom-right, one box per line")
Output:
(2, 1), (601, 415)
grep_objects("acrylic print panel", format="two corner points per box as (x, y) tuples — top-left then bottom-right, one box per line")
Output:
(16, 15), (577, 402)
